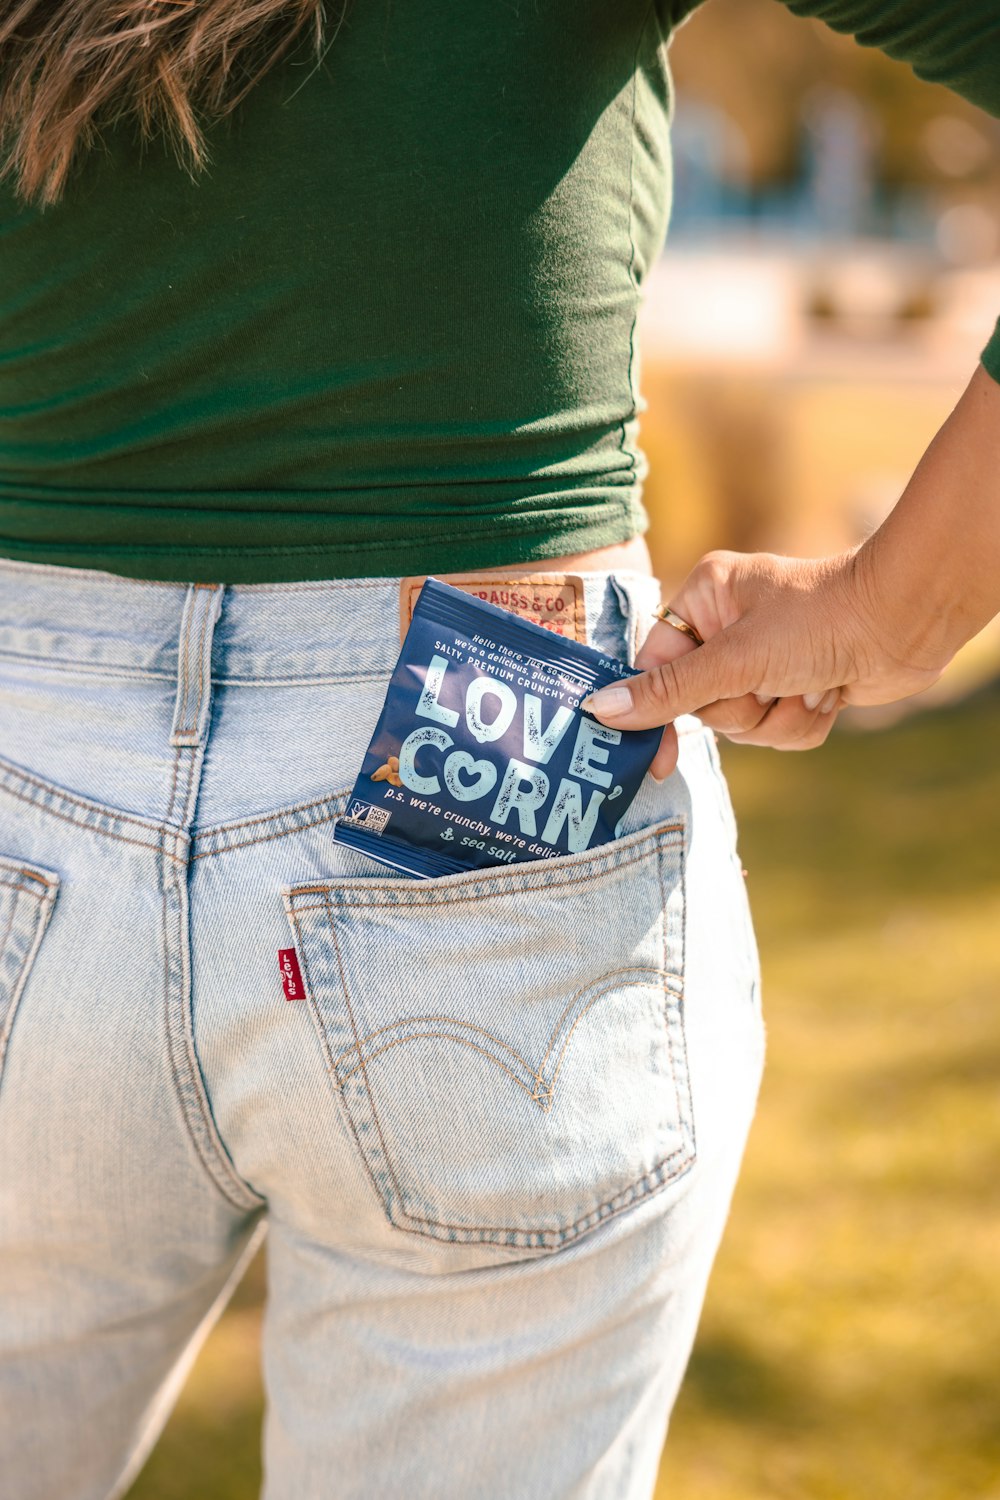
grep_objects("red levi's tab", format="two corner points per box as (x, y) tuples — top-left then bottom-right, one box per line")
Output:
(278, 947), (307, 1001)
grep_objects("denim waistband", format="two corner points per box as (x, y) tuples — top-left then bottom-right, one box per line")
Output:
(0, 558), (663, 686)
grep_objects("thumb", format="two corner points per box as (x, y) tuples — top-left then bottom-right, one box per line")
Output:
(585, 632), (752, 729)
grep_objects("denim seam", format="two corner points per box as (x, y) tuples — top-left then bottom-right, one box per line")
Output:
(160, 849), (266, 1214)
(173, 587), (219, 741)
(324, 890), (404, 1221)
(0, 753), (175, 836)
(165, 749), (183, 827)
(0, 777), (184, 862)
(288, 829), (683, 912)
(0, 650), (176, 681)
(171, 593), (196, 740)
(191, 800), (351, 862)
(209, 671), (391, 687)
(0, 884), (18, 968)
(194, 788), (353, 842)
(285, 901), (391, 1217)
(0, 649), (388, 687)
(0, 876), (58, 1085)
(0, 877), (48, 899)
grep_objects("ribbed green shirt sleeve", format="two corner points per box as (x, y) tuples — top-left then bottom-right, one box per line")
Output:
(778, 0), (1000, 383)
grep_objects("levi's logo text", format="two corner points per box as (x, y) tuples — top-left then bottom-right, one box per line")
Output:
(333, 579), (660, 879)
(278, 946), (306, 1001)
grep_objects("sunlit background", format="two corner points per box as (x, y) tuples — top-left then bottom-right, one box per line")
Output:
(127, 4), (1000, 1496)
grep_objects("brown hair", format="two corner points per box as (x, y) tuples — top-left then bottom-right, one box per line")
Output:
(0, 0), (327, 207)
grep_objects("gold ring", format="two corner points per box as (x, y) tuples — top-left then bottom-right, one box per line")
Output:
(653, 604), (704, 647)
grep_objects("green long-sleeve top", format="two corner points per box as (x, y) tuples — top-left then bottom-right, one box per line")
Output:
(1, 0), (999, 584)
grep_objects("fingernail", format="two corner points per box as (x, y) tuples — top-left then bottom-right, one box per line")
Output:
(583, 684), (633, 717)
(650, 770), (667, 785)
(803, 691), (823, 711)
(754, 693), (773, 707)
(819, 689), (840, 714)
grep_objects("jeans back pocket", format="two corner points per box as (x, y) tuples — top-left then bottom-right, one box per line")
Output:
(282, 819), (694, 1254)
(0, 856), (60, 1086)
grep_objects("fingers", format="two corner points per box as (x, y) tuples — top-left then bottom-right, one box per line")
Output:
(697, 692), (776, 737)
(722, 691), (842, 750)
(634, 615), (698, 784)
(586, 631), (754, 729)
(648, 723), (679, 782)
(635, 615), (702, 672)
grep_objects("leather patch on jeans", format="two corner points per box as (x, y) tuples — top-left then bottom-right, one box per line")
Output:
(399, 573), (587, 644)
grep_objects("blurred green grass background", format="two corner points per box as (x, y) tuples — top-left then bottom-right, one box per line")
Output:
(127, 687), (1000, 1500)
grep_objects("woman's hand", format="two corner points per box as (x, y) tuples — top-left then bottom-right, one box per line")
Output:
(589, 547), (944, 780)
(586, 361), (1000, 780)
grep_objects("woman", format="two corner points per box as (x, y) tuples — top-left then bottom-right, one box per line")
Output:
(0, 4), (996, 1498)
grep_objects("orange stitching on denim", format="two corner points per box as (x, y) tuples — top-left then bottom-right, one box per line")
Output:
(324, 891), (413, 1217)
(539, 972), (671, 1080)
(191, 808), (344, 861)
(288, 832), (683, 913)
(288, 823), (683, 905)
(0, 754), (170, 834)
(287, 902), (391, 1213)
(658, 833), (689, 1142)
(390, 1131), (695, 1244)
(0, 877), (48, 900)
(0, 884), (19, 961)
(333, 1012), (532, 1072)
(177, 746), (201, 829)
(336, 1032), (538, 1100)
(161, 854), (263, 1212)
(355, 1146), (693, 1251)
(328, 963), (690, 1238)
(0, 648), (175, 682)
(314, 894), (407, 1212)
(0, 779), (181, 860)
(331, 968), (679, 1087)
(0, 857), (56, 885)
(537, 966), (671, 1077)
(165, 747), (182, 824)
(197, 788), (353, 841)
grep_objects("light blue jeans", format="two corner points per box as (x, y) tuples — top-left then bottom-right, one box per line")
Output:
(0, 557), (765, 1500)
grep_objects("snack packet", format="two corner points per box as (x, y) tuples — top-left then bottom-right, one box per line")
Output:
(333, 578), (662, 878)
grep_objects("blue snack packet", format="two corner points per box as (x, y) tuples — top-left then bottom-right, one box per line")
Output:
(333, 578), (662, 878)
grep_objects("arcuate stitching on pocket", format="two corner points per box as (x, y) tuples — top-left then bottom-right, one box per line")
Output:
(331, 966), (682, 1111)
(319, 899), (692, 1245)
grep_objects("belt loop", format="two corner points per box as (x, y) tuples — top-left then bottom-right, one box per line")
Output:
(170, 583), (225, 749)
(609, 574), (659, 668)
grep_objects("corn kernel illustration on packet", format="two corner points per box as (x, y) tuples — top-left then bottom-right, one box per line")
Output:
(333, 578), (662, 878)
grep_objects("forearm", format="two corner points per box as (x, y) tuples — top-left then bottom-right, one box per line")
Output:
(855, 362), (1000, 674)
